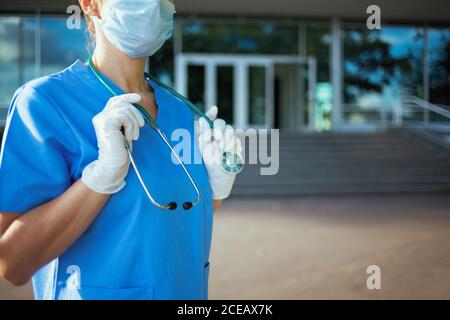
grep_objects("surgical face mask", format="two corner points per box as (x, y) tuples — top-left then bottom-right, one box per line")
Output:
(94, 0), (175, 58)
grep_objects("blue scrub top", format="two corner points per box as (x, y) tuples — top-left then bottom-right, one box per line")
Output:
(0, 60), (214, 300)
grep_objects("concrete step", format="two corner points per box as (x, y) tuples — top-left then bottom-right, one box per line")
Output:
(232, 183), (450, 195)
(275, 144), (431, 150)
(233, 129), (450, 195)
(235, 175), (450, 185)
(247, 152), (448, 160)
(244, 159), (450, 167)
(242, 166), (450, 176)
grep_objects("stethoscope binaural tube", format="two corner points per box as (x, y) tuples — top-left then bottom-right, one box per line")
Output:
(87, 57), (242, 211)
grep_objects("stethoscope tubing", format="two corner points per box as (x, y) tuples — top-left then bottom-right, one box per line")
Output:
(88, 57), (201, 211)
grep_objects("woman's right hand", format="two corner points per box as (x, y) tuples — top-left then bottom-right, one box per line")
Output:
(81, 93), (145, 194)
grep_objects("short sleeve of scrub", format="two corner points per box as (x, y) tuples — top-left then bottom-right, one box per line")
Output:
(0, 85), (77, 214)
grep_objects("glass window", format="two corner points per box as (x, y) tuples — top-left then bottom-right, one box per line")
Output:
(0, 16), (35, 110)
(182, 19), (298, 55)
(149, 37), (174, 86)
(0, 16), (88, 111)
(306, 25), (331, 83)
(187, 65), (205, 109)
(249, 66), (266, 126)
(343, 25), (425, 124)
(306, 24), (331, 130)
(41, 17), (88, 76)
(216, 66), (234, 124)
(428, 28), (450, 108)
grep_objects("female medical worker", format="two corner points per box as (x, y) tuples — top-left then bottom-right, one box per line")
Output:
(0, 0), (242, 300)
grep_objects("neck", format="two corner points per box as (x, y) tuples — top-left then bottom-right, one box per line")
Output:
(92, 47), (148, 93)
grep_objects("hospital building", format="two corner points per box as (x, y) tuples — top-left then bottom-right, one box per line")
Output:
(1, 0), (450, 194)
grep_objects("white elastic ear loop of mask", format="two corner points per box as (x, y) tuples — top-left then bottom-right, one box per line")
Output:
(162, 0), (176, 14)
(93, 0), (111, 27)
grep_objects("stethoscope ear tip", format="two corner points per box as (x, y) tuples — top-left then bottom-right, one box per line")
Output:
(183, 202), (194, 211)
(168, 202), (178, 210)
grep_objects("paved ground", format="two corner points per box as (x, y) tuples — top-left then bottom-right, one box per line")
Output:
(1, 193), (450, 300)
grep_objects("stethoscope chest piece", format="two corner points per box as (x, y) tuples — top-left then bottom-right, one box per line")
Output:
(221, 152), (244, 175)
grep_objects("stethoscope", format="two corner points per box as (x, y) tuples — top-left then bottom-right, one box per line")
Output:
(87, 57), (244, 211)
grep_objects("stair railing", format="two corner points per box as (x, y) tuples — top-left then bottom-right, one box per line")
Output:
(396, 95), (450, 128)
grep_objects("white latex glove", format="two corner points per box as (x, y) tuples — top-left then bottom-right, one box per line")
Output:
(82, 93), (145, 194)
(196, 106), (243, 200)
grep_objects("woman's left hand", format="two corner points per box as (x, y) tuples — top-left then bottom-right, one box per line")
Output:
(196, 106), (243, 200)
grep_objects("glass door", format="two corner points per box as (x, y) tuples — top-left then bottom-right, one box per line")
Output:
(175, 54), (312, 130)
